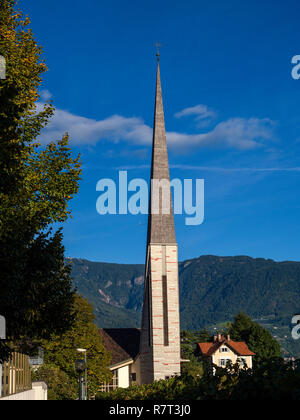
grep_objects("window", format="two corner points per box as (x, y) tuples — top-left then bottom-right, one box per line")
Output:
(219, 359), (231, 367)
(220, 347), (229, 352)
(99, 369), (119, 392)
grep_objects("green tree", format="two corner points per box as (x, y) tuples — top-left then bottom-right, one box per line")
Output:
(181, 329), (211, 359)
(181, 354), (205, 378)
(0, 0), (81, 348)
(181, 330), (196, 359)
(197, 328), (212, 343)
(228, 312), (253, 341)
(181, 329), (211, 377)
(229, 312), (281, 363)
(35, 296), (112, 400)
(32, 364), (76, 401)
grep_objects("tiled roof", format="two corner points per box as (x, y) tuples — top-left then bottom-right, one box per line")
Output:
(99, 328), (140, 367)
(229, 341), (255, 356)
(198, 339), (255, 357)
(198, 342), (221, 357)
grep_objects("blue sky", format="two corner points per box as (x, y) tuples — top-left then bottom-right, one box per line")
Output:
(23, 0), (300, 263)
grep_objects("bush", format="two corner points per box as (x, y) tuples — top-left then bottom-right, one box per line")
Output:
(95, 358), (300, 400)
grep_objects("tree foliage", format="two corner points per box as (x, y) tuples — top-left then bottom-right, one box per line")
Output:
(181, 329), (211, 360)
(96, 358), (300, 400)
(32, 364), (76, 401)
(34, 296), (112, 400)
(0, 0), (81, 344)
(180, 330), (211, 378)
(229, 312), (281, 363)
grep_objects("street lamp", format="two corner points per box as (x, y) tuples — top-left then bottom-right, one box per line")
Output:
(0, 316), (6, 340)
(76, 348), (87, 400)
(75, 359), (86, 400)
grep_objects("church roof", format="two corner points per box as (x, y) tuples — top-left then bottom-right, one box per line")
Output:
(147, 57), (176, 245)
(99, 328), (140, 367)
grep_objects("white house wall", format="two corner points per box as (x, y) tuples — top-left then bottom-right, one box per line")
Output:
(118, 365), (130, 388)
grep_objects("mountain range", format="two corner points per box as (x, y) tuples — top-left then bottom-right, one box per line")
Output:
(69, 255), (300, 356)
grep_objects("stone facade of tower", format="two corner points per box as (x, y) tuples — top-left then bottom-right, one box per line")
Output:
(138, 57), (181, 384)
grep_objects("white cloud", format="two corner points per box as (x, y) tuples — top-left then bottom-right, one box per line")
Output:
(174, 104), (216, 123)
(37, 102), (275, 151)
(167, 118), (274, 150)
(39, 105), (149, 146)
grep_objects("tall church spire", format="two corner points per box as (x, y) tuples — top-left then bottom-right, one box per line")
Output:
(138, 54), (181, 385)
(147, 55), (176, 245)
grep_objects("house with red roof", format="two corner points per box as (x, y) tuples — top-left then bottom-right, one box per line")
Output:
(198, 334), (255, 369)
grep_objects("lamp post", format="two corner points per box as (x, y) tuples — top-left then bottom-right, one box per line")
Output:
(75, 359), (86, 400)
(0, 316), (6, 340)
(76, 348), (87, 400)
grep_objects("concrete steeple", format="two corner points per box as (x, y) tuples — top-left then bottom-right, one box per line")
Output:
(147, 56), (176, 245)
(138, 54), (181, 385)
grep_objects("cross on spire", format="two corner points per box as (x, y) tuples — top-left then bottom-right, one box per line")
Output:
(155, 41), (162, 60)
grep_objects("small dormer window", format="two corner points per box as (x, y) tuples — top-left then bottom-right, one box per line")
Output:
(220, 346), (229, 352)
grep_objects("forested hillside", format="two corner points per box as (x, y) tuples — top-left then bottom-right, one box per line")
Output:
(70, 255), (300, 355)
